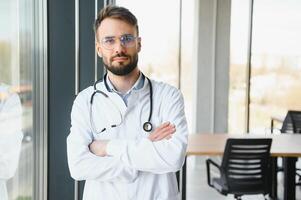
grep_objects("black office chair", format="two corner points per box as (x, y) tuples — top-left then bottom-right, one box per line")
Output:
(280, 110), (301, 134)
(206, 138), (272, 200)
(278, 110), (301, 184)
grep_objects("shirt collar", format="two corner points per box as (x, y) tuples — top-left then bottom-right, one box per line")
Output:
(106, 72), (145, 95)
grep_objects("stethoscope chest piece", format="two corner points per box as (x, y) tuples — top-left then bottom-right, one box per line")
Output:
(143, 121), (153, 132)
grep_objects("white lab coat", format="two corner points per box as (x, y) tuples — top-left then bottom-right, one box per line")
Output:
(0, 85), (23, 200)
(67, 78), (188, 200)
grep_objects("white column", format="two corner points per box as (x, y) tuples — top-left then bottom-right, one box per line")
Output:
(192, 0), (231, 134)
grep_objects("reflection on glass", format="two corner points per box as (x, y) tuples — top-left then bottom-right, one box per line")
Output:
(115, 0), (180, 87)
(228, 0), (250, 134)
(250, 0), (301, 133)
(0, 0), (34, 199)
(0, 85), (23, 200)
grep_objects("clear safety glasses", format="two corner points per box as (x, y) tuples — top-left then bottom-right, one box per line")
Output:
(100, 34), (139, 50)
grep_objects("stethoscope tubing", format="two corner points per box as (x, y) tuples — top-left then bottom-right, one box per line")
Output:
(90, 73), (153, 133)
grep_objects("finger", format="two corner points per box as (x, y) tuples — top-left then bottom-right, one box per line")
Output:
(156, 124), (175, 133)
(156, 121), (170, 130)
(148, 123), (175, 141)
(153, 127), (176, 141)
(159, 127), (176, 139)
(148, 134), (156, 141)
(148, 129), (175, 142)
(153, 131), (174, 141)
(150, 125), (174, 140)
(155, 125), (175, 136)
(166, 135), (172, 140)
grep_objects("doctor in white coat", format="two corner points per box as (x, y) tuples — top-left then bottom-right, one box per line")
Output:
(67, 5), (188, 200)
(0, 84), (23, 200)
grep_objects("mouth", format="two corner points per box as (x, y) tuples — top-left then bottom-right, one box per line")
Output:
(112, 56), (128, 62)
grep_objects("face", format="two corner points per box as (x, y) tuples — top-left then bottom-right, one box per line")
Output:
(96, 18), (141, 76)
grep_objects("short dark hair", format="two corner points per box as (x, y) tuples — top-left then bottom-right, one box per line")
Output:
(94, 5), (139, 37)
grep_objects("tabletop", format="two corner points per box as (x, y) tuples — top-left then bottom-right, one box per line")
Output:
(187, 133), (301, 157)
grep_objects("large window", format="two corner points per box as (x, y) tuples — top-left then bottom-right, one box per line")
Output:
(0, 0), (46, 199)
(228, 0), (250, 134)
(250, 0), (301, 133)
(229, 0), (301, 134)
(0, 0), (34, 199)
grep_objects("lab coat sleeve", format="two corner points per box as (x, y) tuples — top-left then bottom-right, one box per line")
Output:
(0, 92), (23, 181)
(67, 91), (138, 182)
(106, 87), (188, 174)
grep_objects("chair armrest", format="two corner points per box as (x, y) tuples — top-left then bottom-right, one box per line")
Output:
(206, 158), (221, 187)
(271, 127), (281, 134)
(270, 117), (283, 134)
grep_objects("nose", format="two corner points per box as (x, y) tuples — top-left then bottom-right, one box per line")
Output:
(114, 40), (126, 54)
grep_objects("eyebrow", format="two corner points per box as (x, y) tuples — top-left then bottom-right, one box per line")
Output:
(103, 36), (115, 40)
(103, 34), (134, 38)
(122, 34), (133, 37)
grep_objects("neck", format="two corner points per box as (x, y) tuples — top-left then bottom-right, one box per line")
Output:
(107, 68), (140, 94)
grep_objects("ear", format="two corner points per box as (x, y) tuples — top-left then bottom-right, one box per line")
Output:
(95, 42), (103, 57)
(137, 37), (142, 52)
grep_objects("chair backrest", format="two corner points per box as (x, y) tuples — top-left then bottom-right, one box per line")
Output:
(221, 138), (272, 195)
(281, 110), (301, 133)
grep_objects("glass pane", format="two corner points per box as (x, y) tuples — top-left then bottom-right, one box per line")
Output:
(249, 0), (301, 133)
(0, 0), (34, 199)
(180, 0), (196, 132)
(115, 0), (180, 87)
(228, 0), (250, 134)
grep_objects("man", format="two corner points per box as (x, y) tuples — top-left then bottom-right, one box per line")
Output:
(67, 5), (188, 200)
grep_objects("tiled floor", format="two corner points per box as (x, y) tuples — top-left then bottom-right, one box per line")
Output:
(186, 157), (301, 200)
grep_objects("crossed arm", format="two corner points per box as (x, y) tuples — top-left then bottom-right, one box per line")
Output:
(67, 88), (188, 182)
(89, 122), (176, 157)
(88, 88), (188, 174)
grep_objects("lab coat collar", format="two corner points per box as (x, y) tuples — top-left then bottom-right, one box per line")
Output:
(95, 73), (150, 95)
(105, 72), (145, 96)
(93, 74), (150, 115)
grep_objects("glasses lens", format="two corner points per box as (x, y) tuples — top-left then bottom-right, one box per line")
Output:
(120, 35), (136, 47)
(102, 37), (115, 49)
(101, 35), (137, 49)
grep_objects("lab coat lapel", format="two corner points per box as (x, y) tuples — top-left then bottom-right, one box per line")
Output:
(96, 82), (127, 116)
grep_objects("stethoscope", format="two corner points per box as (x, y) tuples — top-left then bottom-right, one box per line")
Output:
(90, 73), (153, 134)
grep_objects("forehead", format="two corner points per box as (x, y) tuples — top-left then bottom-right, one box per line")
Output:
(97, 18), (137, 38)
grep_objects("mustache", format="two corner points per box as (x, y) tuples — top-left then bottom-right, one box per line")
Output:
(112, 53), (129, 59)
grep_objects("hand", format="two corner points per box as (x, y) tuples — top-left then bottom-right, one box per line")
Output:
(89, 140), (108, 157)
(148, 122), (176, 142)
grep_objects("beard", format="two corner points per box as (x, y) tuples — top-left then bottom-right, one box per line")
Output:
(103, 52), (138, 76)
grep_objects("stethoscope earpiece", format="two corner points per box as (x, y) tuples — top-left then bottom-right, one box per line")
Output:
(143, 121), (153, 132)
